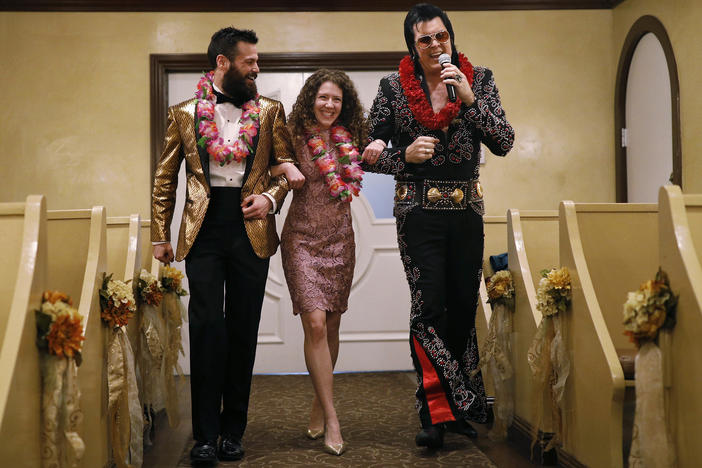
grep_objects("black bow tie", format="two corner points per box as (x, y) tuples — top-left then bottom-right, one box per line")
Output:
(213, 89), (239, 106)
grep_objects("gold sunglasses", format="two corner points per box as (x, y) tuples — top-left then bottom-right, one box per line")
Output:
(415, 30), (450, 49)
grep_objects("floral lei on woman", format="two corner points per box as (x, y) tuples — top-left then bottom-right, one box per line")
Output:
(195, 71), (261, 165)
(306, 125), (364, 202)
(399, 52), (474, 130)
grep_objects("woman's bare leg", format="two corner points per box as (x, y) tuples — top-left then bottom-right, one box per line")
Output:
(301, 309), (343, 446)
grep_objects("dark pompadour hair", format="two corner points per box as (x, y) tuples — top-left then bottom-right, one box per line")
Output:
(403, 3), (459, 70)
(207, 27), (258, 69)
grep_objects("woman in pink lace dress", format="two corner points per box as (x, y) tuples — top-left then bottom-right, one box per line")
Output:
(271, 69), (379, 456)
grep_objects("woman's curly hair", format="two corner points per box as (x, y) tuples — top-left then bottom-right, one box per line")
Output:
(287, 69), (368, 148)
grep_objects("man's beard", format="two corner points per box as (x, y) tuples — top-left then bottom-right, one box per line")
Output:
(221, 66), (257, 106)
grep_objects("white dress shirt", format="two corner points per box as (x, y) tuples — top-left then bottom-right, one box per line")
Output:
(210, 84), (276, 212)
(209, 84), (246, 187)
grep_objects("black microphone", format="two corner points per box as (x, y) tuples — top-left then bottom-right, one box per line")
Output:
(438, 53), (456, 103)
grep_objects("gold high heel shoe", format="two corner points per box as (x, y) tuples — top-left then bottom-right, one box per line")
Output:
(305, 428), (324, 440)
(323, 442), (346, 456)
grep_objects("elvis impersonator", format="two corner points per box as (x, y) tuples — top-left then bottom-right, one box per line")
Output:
(362, 3), (515, 449)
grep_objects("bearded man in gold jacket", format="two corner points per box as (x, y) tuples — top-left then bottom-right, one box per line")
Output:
(151, 27), (303, 465)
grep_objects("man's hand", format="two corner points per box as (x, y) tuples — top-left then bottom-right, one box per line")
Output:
(153, 243), (174, 263)
(241, 194), (272, 220)
(271, 162), (305, 189)
(361, 139), (387, 165)
(440, 62), (475, 105)
(406, 136), (439, 164)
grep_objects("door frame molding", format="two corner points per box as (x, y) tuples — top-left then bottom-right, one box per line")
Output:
(614, 15), (681, 202)
(149, 51), (405, 177)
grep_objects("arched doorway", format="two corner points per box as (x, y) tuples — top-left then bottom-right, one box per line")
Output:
(614, 15), (681, 202)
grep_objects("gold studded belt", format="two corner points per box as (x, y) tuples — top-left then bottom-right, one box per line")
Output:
(395, 178), (483, 210)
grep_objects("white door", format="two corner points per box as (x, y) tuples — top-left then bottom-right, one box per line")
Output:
(167, 70), (412, 374)
(625, 33), (673, 203)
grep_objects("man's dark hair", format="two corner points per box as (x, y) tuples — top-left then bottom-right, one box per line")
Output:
(403, 4), (459, 69)
(207, 27), (258, 69)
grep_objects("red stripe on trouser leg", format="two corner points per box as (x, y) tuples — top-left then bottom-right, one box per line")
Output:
(412, 335), (455, 424)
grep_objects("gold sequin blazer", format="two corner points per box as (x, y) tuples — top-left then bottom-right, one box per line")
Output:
(152, 96), (295, 261)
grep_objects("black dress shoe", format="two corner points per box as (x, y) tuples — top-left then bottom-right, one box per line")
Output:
(444, 418), (478, 438)
(190, 440), (217, 465)
(415, 425), (445, 449)
(218, 436), (244, 461)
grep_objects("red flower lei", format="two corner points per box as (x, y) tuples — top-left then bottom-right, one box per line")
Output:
(305, 125), (364, 202)
(398, 53), (474, 130)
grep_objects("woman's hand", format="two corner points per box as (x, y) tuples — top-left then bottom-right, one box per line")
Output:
(271, 162), (305, 189)
(406, 136), (439, 164)
(440, 63), (475, 106)
(361, 139), (387, 165)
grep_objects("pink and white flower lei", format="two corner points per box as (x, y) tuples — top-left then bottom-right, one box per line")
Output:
(195, 71), (261, 166)
(306, 125), (364, 202)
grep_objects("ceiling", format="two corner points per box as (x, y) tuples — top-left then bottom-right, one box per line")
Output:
(0, 0), (627, 12)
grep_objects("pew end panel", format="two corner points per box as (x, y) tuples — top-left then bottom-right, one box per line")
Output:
(76, 206), (109, 468)
(0, 202), (26, 344)
(124, 215), (143, 349)
(683, 193), (702, 267)
(475, 273), (495, 399)
(507, 209), (557, 436)
(517, 211), (559, 291)
(150, 256), (162, 278)
(659, 186), (702, 466)
(0, 195), (47, 467)
(483, 215), (507, 276)
(106, 215), (143, 348)
(476, 216), (508, 400)
(140, 218), (154, 273)
(559, 201), (626, 468)
(106, 216), (131, 279)
(46, 210), (94, 310)
(126, 214), (142, 286)
(573, 204), (658, 354)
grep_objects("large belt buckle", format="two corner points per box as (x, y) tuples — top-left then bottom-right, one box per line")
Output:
(423, 180), (469, 210)
(428, 186), (463, 204)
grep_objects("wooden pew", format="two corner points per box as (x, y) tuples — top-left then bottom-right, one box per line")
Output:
(46, 209), (92, 304)
(0, 201), (32, 340)
(74, 207), (109, 468)
(125, 215), (142, 288)
(140, 219), (154, 273)
(105, 214), (150, 465)
(507, 209), (559, 459)
(658, 185), (702, 467)
(44, 208), (111, 468)
(0, 196), (46, 467)
(106, 215), (142, 285)
(476, 216), (509, 400)
(144, 232), (166, 420)
(106, 215), (144, 345)
(559, 202), (658, 468)
(475, 274), (495, 399)
(484, 215), (508, 275)
(150, 256), (161, 278)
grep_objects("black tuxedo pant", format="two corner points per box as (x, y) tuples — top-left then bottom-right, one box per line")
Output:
(185, 188), (270, 442)
(394, 205), (488, 428)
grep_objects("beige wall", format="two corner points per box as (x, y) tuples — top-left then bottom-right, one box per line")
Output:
(613, 0), (702, 194)
(0, 10), (615, 218)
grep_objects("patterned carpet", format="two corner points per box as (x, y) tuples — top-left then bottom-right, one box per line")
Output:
(177, 372), (495, 467)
